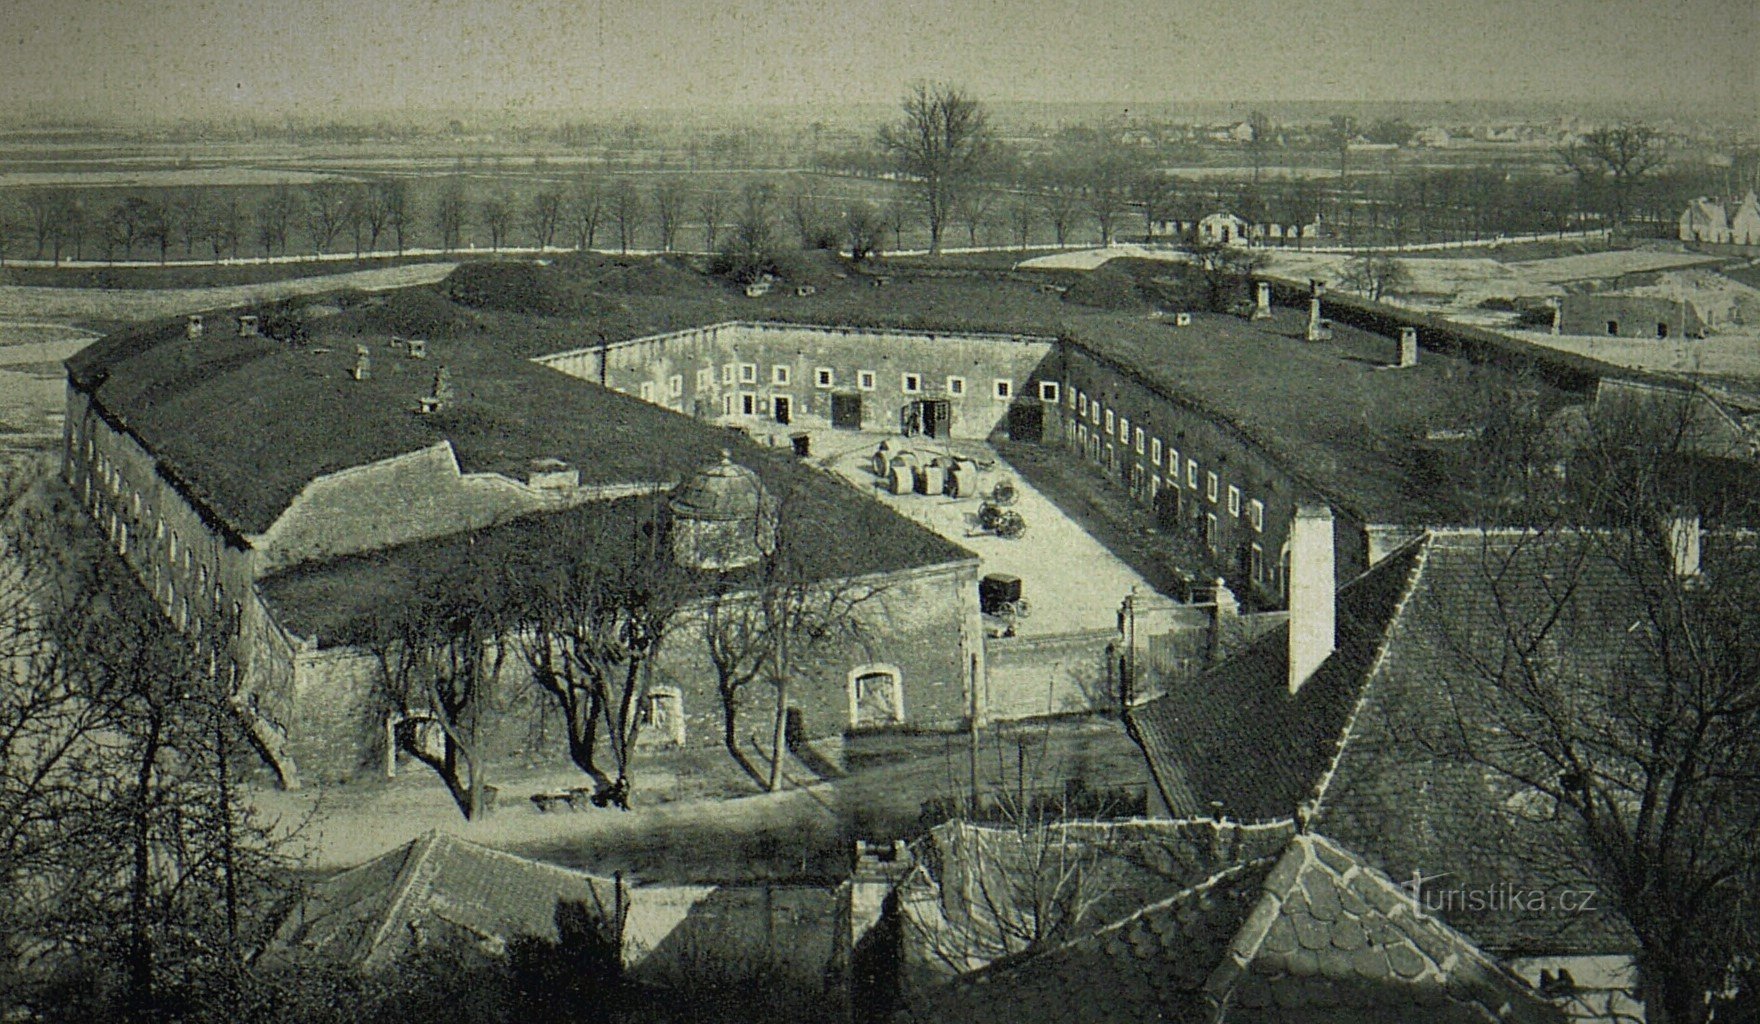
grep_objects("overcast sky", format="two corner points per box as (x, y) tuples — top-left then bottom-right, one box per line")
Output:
(4, 0), (1754, 120)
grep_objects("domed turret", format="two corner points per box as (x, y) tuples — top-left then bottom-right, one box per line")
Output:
(669, 452), (775, 570)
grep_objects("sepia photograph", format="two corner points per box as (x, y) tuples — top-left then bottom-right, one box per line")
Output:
(0, 0), (1756, 1020)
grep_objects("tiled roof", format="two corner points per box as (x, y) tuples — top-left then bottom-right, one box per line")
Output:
(264, 830), (621, 969)
(1134, 528), (1643, 956)
(907, 831), (1562, 1024)
(1133, 537), (1427, 823)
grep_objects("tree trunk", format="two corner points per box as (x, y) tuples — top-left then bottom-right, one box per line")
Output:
(720, 692), (763, 786)
(128, 709), (163, 1016)
(767, 641), (789, 793)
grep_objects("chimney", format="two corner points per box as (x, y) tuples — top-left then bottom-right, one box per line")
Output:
(1547, 298), (1562, 336)
(1397, 326), (1419, 368)
(1253, 280), (1274, 320)
(352, 345), (371, 381)
(236, 314), (259, 337)
(1207, 577), (1239, 666)
(1305, 280), (1327, 342)
(186, 314), (204, 339)
(1666, 510), (1701, 580)
(1287, 503), (1336, 694)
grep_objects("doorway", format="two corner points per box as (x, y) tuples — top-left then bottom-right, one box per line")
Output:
(831, 392), (863, 429)
(773, 395), (791, 425)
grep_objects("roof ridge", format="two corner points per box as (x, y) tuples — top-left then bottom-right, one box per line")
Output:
(359, 829), (447, 965)
(1199, 834), (1318, 1011)
(1307, 533), (1433, 817)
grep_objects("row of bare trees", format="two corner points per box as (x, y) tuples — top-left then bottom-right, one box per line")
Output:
(362, 487), (880, 820)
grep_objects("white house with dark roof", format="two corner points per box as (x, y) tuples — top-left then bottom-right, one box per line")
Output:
(1679, 197), (1732, 243)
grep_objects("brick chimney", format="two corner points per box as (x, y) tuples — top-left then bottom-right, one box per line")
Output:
(1305, 280), (1327, 342)
(1287, 503), (1336, 694)
(186, 314), (204, 339)
(1253, 281), (1273, 320)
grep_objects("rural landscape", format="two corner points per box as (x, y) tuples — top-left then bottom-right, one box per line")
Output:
(1, 1), (1758, 1022)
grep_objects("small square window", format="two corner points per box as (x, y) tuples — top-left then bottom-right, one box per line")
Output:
(722, 364), (734, 385)
(1206, 471), (1219, 503)
(947, 376), (966, 396)
(1187, 460), (1199, 489)
(639, 381), (656, 402)
(993, 379), (1013, 400)
(1039, 381), (1061, 403)
(1227, 485), (1241, 517)
(1249, 498), (1265, 533)
(739, 363), (758, 384)
(1151, 438), (1163, 465)
(772, 365), (791, 386)
(902, 373), (921, 394)
(669, 374), (683, 398)
(815, 367), (835, 388)
(858, 370), (876, 392)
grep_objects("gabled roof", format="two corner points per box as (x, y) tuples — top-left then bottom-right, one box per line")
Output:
(1134, 529), (1644, 956)
(263, 830), (621, 969)
(908, 831), (1562, 1024)
(1134, 537), (1428, 824)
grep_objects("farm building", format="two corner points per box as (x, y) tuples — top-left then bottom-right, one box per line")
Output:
(1678, 197), (1733, 243)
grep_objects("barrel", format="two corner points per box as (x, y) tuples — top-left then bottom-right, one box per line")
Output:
(917, 462), (946, 495)
(888, 465), (913, 495)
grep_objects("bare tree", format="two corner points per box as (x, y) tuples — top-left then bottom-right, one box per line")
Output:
(609, 178), (644, 253)
(527, 188), (563, 250)
(1185, 239), (1268, 312)
(255, 183), (297, 257)
(513, 498), (690, 806)
(1006, 195), (1036, 251)
(1245, 110), (1273, 185)
(786, 186), (827, 249)
(201, 194), (243, 259)
(951, 187), (996, 248)
(368, 560), (511, 821)
(1327, 114), (1358, 181)
(1337, 252), (1409, 302)
(566, 174), (604, 251)
(168, 187), (210, 258)
(1032, 165), (1083, 247)
(302, 180), (353, 255)
(371, 178), (410, 254)
(480, 191), (513, 251)
(876, 82), (996, 255)
(1397, 402), (1760, 1024)
(697, 188), (725, 253)
(434, 177), (468, 253)
(1560, 123), (1668, 228)
(651, 178), (687, 252)
(844, 201), (885, 263)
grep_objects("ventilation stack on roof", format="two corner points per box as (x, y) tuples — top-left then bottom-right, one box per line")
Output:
(1396, 327), (1419, 368)
(1666, 509), (1701, 580)
(1288, 503), (1336, 694)
(1547, 298), (1562, 336)
(1253, 281), (1274, 320)
(237, 315), (259, 337)
(186, 315), (204, 340)
(352, 345), (371, 382)
(1305, 280), (1328, 342)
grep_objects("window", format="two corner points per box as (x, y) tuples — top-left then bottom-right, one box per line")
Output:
(1039, 381), (1061, 403)
(1078, 393), (1088, 417)
(1134, 427), (1146, 455)
(739, 363), (758, 384)
(1251, 543), (1265, 583)
(696, 367), (712, 390)
(1249, 498), (1265, 533)
(1170, 448), (1181, 476)
(1119, 416), (1130, 443)
(639, 381), (656, 402)
(1206, 471), (1219, 503)
(741, 393), (756, 416)
(902, 373), (921, 394)
(993, 379), (1013, 400)
(1605, 320), (1619, 337)
(1204, 513), (1218, 551)
(849, 664), (905, 727)
(639, 687), (685, 746)
(815, 367), (835, 388)
(772, 365), (791, 386)
(1104, 409), (1115, 434)
(946, 376), (966, 396)
(722, 363), (735, 385)
(668, 374), (683, 398)
(858, 370), (877, 392)
(1187, 459), (1199, 489)
(722, 394), (735, 416)
(1151, 438), (1163, 465)
(1228, 485), (1241, 517)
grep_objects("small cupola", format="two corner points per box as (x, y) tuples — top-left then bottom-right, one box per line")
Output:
(669, 451), (776, 570)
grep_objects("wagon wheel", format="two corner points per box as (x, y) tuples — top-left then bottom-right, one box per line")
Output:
(995, 511), (1027, 539)
(990, 480), (1018, 506)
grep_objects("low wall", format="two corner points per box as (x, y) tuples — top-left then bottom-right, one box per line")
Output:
(982, 629), (1117, 721)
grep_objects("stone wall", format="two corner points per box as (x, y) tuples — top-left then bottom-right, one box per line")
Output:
(982, 629), (1117, 721)
(283, 560), (983, 782)
(622, 883), (845, 1005)
(538, 322), (1057, 440)
(252, 441), (661, 577)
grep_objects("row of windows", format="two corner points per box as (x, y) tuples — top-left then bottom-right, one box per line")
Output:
(635, 364), (1026, 403)
(1069, 386), (1268, 536)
